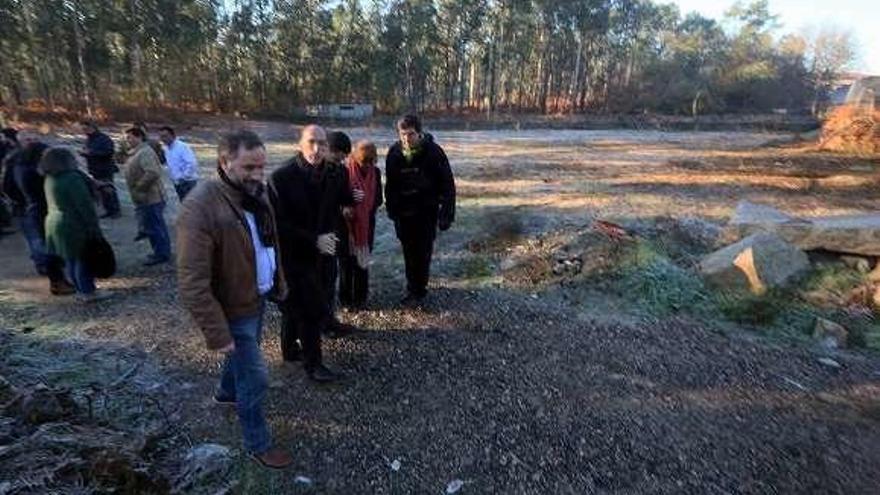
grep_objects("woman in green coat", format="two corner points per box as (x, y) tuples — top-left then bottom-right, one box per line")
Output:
(40, 147), (105, 299)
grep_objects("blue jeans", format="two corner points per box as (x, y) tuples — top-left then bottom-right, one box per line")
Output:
(21, 208), (65, 282)
(216, 302), (272, 454)
(66, 258), (95, 294)
(136, 202), (171, 260)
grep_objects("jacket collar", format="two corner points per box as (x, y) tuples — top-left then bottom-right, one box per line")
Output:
(216, 173), (270, 208)
(129, 141), (149, 157)
(217, 174), (246, 206)
(292, 151), (333, 169)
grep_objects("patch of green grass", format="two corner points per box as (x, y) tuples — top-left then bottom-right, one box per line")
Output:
(456, 254), (495, 280)
(715, 289), (792, 326)
(801, 263), (864, 295)
(610, 241), (713, 316)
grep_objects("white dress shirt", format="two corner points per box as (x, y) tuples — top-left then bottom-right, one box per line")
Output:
(164, 138), (199, 183)
(243, 211), (276, 295)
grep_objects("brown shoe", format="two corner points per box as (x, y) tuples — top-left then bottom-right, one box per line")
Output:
(251, 447), (293, 469)
(50, 280), (76, 296)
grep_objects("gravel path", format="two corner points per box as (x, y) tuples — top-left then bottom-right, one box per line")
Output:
(261, 285), (880, 494)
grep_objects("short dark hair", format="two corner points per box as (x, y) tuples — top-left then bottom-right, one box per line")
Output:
(125, 127), (146, 140)
(79, 120), (98, 130)
(22, 141), (49, 165)
(38, 147), (80, 175)
(396, 114), (422, 133)
(1, 127), (18, 143)
(159, 126), (175, 136)
(219, 130), (264, 159)
(327, 131), (352, 154)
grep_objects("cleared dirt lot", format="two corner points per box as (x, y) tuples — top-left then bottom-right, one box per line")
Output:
(1, 124), (879, 493)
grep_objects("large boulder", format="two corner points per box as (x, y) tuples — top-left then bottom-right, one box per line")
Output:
(726, 201), (880, 256)
(699, 233), (810, 294)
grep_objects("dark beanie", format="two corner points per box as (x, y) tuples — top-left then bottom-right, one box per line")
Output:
(327, 131), (352, 154)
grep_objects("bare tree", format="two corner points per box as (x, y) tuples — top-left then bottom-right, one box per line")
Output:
(803, 25), (857, 114)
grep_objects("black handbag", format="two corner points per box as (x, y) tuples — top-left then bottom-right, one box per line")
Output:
(82, 234), (116, 278)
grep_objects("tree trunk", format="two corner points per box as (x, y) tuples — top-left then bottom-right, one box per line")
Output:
(69, 0), (93, 116)
(570, 32), (583, 113)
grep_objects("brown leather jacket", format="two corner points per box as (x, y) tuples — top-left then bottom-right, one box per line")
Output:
(176, 179), (287, 350)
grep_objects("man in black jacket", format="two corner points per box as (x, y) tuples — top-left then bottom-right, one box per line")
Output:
(385, 115), (456, 303)
(79, 121), (120, 218)
(3, 134), (74, 295)
(269, 124), (354, 383)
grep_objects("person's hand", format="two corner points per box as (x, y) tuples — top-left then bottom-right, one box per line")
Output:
(217, 341), (235, 353)
(342, 207), (354, 220)
(316, 233), (339, 256)
(352, 188), (365, 203)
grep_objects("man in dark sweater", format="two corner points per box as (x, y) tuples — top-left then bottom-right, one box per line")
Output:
(269, 125), (354, 383)
(79, 121), (120, 218)
(385, 115), (456, 303)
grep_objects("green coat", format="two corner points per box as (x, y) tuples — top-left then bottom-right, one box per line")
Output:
(44, 170), (100, 259)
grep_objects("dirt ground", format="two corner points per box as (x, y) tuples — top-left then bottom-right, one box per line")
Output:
(1, 122), (879, 493)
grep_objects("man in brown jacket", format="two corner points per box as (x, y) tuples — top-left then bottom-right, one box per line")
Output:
(177, 130), (293, 469)
(123, 127), (171, 265)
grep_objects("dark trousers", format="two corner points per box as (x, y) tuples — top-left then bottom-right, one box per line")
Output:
(322, 255), (338, 316)
(91, 170), (120, 216)
(65, 257), (96, 294)
(174, 179), (198, 201)
(0, 198), (11, 231)
(339, 255), (369, 308)
(280, 303), (325, 371)
(136, 201), (171, 260)
(279, 256), (336, 370)
(394, 214), (437, 297)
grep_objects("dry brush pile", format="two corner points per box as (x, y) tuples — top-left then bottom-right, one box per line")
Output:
(819, 105), (880, 154)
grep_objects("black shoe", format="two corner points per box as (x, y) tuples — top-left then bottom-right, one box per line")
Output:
(212, 394), (236, 406)
(50, 279), (76, 296)
(306, 364), (341, 383)
(143, 255), (170, 266)
(134, 232), (147, 242)
(400, 292), (426, 307)
(325, 321), (358, 339)
(282, 340), (303, 362)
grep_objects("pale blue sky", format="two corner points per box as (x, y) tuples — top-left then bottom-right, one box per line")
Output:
(670, 0), (880, 73)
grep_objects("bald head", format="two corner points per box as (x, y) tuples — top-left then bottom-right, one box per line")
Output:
(299, 124), (327, 165)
